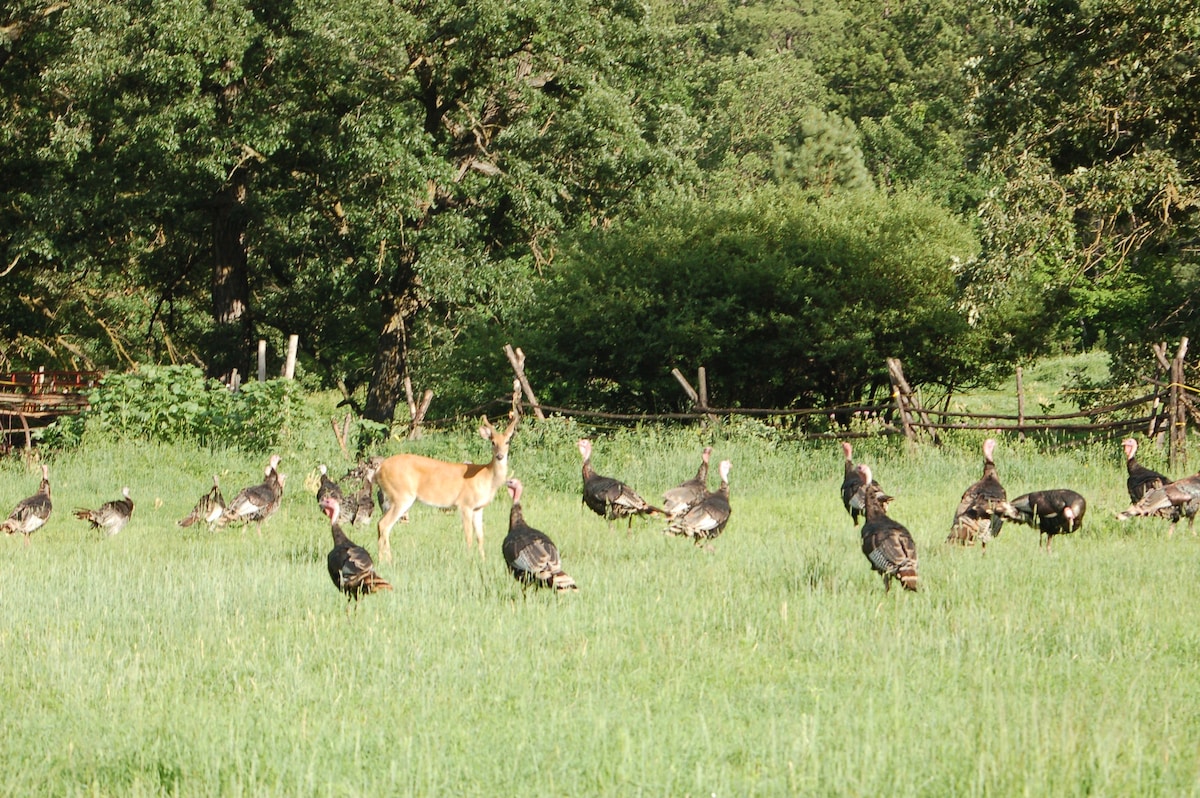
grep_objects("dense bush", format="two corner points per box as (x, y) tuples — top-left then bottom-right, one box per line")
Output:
(488, 187), (980, 413)
(41, 365), (316, 452)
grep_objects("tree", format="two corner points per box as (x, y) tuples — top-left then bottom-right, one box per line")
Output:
(1, 0), (694, 424)
(966, 0), (1200, 356)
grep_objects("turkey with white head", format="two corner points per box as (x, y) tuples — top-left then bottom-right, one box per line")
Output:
(578, 438), (663, 529)
(74, 487), (134, 536)
(857, 464), (919, 592)
(996, 489), (1086, 552)
(947, 438), (1007, 552)
(218, 455), (286, 533)
(666, 459), (732, 548)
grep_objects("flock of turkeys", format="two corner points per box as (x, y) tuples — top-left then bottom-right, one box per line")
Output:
(2, 433), (1190, 601)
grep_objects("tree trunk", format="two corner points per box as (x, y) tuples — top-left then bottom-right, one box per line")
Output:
(208, 178), (253, 380)
(365, 288), (420, 426)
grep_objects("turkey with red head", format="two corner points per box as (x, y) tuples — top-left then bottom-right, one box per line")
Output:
(1117, 472), (1200, 536)
(839, 441), (892, 525)
(502, 478), (577, 591)
(1122, 438), (1171, 503)
(320, 495), (392, 606)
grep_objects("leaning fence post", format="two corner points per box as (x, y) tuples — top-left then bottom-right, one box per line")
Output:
(503, 344), (546, 420)
(886, 358), (917, 443)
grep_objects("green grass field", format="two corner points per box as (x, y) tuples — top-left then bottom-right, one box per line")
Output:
(1, 413), (1198, 796)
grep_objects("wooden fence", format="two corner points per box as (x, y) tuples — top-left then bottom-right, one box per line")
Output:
(449, 342), (1196, 466)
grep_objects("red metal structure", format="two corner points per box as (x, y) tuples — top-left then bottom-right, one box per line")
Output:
(0, 369), (101, 451)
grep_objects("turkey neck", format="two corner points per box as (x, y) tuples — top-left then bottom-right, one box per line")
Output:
(509, 502), (526, 530)
(329, 520), (352, 547)
(861, 486), (887, 522)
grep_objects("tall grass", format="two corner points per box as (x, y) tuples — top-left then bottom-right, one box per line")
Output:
(1, 420), (1198, 796)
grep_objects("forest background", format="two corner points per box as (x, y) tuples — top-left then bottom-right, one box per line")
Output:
(3, 0), (1198, 424)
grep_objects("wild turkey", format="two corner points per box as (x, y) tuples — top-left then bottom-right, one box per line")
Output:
(996, 489), (1086, 552)
(839, 441), (892, 525)
(2, 464), (52, 545)
(316, 464), (344, 508)
(1117, 473), (1200, 536)
(1123, 438), (1171, 503)
(344, 457), (382, 527)
(858, 464), (919, 592)
(947, 438), (1007, 551)
(344, 478), (372, 526)
(502, 478), (578, 591)
(73, 487), (134, 536)
(578, 438), (663, 527)
(178, 475), (225, 530)
(218, 455), (286, 532)
(662, 446), (712, 519)
(666, 459), (732, 547)
(320, 495), (392, 606)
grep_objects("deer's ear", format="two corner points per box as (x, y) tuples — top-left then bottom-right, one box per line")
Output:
(479, 417), (495, 440)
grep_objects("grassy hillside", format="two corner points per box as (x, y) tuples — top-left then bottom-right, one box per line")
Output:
(0, 408), (1195, 795)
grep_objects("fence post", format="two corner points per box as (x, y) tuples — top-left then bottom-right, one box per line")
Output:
(503, 344), (546, 420)
(1016, 366), (1026, 443)
(886, 358), (917, 443)
(1151, 342), (1170, 441)
(257, 340), (267, 382)
(284, 334), (298, 379)
(1170, 337), (1189, 468)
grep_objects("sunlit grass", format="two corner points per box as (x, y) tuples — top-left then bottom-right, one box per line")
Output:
(1, 419), (1198, 795)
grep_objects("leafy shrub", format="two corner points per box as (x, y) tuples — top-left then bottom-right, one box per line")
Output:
(47, 365), (316, 452)
(492, 186), (981, 414)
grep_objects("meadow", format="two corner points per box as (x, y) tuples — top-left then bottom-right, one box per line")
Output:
(1, 410), (1199, 796)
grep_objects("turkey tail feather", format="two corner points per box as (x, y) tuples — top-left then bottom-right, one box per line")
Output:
(551, 571), (579, 591)
(899, 565), (919, 592)
(361, 574), (393, 593)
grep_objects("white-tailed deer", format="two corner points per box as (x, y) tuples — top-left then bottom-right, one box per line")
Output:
(374, 413), (519, 561)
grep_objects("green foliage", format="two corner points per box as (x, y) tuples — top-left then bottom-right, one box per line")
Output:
(493, 186), (979, 413)
(54, 365), (316, 452)
(967, 0), (1200, 358)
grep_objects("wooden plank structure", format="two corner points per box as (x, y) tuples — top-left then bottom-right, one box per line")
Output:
(0, 369), (102, 451)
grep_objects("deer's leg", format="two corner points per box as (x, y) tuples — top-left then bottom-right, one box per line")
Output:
(377, 494), (416, 563)
(460, 507), (486, 559)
